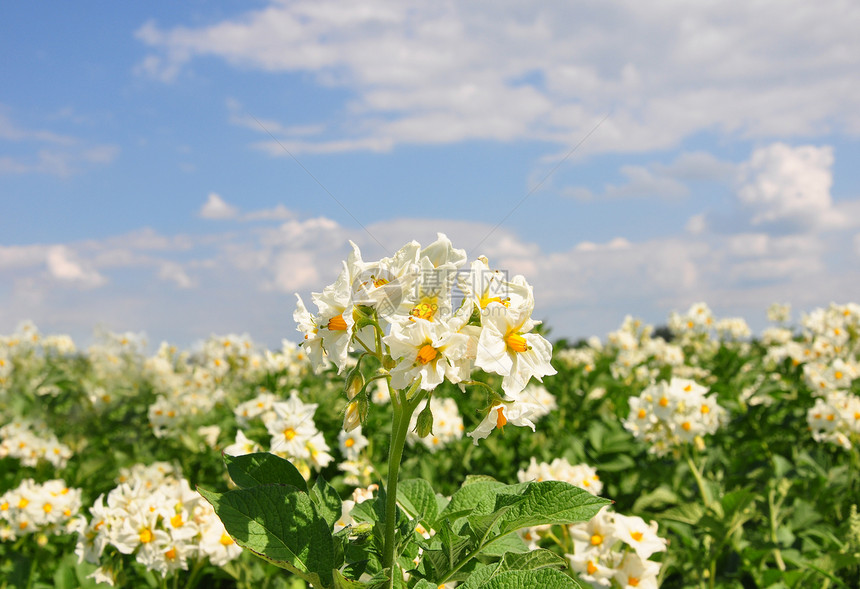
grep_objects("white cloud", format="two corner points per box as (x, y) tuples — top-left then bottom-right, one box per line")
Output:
(567, 165), (689, 200)
(135, 1), (860, 154)
(243, 204), (295, 221)
(3, 209), (860, 347)
(562, 149), (734, 201)
(45, 246), (107, 289)
(199, 192), (240, 220)
(158, 262), (195, 289)
(685, 214), (706, 235)
(0, 107), (120, 177)
(737, 143), (840, 228)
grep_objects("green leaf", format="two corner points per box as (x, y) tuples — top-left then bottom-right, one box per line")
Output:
(497, 549), (570, 572)
(477, 531), (529, 557)
(333, 569), (371, 589)
(661, 502), (704, 525)
(458, 547), (567, 589)
(397, 478), (439, 528)
(311, 475), (343, 530)
(464, 567), (581, 589)
(465, 503), (520, 547)
(631, 485), (679, 513)
(438, 480), (509, 524)
(224, 452), (308, 492)
(199, 484), (334, 588)
(496, 481), (611, 535)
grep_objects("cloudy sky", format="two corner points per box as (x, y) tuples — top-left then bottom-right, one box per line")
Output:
(2, 1), (860, 348)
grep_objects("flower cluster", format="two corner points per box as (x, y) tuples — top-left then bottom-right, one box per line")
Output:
(294, 234), (556, 440)
(667, 302), (752, 360)
(228, 390), (333, 478)
(518, 457), (603, 493)
(567, 508), (667, 589)
(73, 463), (242, 585)
(0, 478), (82, 542)
(623, 377), (728, 456)
(807, 391), (860, 450)
(0, 420), (73, 468)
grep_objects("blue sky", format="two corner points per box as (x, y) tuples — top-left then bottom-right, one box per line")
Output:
(2, 1), (860, 348)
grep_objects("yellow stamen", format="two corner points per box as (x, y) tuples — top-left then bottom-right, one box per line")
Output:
(139, 528), (154, 544)
(327, 314), (348, 331)
(658, 397), (669, 408)
(283, 427), (297, 441)
(505, 332), (528, 353)
(637, 408), (647, 419)
(587, 561), (598, 575)
(683, 384), (692, 392)
(629, 577), (641, 587)
(496, 406), (507, 429)
(18, 498), (29, 509)
(631, 531), (644, 542)
(417, 344), (438, 365)
(171, 513), (183, 528)
(165, 547), (177, 560)
(43, 503), (53, 513)
(590, 533), (603, 546)
(219, 533), (235, 546)
(835, 371), (844, 380)
(701, 405), (711, 414)
(682, 422), (691, 431)
(410, 300), (436, 321)
(344, 438), (355, 448)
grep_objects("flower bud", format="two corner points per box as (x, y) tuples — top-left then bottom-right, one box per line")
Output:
(343, 400), (361, 432)
(345, 369), (365, 400)
(343, 394), (369, 432)
(415, 401), (434, 438)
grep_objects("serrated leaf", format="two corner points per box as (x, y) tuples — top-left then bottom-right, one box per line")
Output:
(311, 475), (343, 530)
(198, 485), (334, 588)
(224, 452), (308, 493)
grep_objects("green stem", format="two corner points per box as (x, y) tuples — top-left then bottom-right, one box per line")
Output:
(685, 451), (716, 589)
(183, 558), (206, 589)
(381, 380), (425, 577)
(685, 452), (713, 510)
(767, 486), (787, 571)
